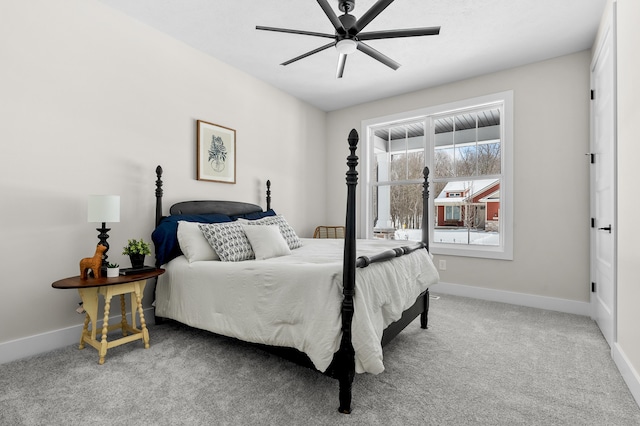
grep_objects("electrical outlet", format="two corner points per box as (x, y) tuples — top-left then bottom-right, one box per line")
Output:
(438, 259), (447, 270)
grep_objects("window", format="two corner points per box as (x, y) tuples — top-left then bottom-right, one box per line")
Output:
(445, 206), (461, 221)
(369, 120), (426, 240)
(361, 91), (513, 260)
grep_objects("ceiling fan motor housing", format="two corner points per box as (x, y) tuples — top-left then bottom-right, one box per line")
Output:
(338, 13), (357, 37)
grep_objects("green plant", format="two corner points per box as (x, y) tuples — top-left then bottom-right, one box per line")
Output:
(107, 262), (119, 268)
(122, 239), (151, 256)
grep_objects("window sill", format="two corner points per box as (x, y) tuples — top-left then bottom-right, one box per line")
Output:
(430, 243), (513, 260)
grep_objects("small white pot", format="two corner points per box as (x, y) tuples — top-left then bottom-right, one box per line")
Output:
(106, 267), (120, 278)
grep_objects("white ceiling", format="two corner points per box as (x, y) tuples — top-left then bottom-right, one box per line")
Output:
(98, 0), (607, 112)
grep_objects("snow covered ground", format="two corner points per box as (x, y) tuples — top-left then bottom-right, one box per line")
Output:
(394, 228), (499, 245)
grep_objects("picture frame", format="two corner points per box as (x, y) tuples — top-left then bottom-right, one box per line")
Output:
(196, 120), (236, 184)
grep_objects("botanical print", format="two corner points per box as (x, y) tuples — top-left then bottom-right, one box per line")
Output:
(197, 120), (236, 183)
(208, 135), (227, 172)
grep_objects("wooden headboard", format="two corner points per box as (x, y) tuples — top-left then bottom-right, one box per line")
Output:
(154, 165), (271, 226)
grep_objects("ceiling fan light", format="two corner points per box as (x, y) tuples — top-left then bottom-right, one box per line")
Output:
(336, 39), (357, 55)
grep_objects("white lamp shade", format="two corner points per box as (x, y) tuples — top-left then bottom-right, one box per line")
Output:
(88, 195), (120, 223)
(336, 39), (357, 55)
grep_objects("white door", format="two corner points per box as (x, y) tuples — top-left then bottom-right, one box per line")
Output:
(590, 8), (616, 347)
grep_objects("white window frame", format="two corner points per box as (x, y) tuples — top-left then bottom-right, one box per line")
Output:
(361, 91), (513, 260)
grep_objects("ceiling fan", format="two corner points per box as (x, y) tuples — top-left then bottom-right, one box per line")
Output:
(256, 0), (440, 78)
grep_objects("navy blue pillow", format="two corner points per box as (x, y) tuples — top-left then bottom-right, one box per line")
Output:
(152, 214), (232, 266)
(231, 209), (277, 221)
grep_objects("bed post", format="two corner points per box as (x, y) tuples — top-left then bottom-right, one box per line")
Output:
(154, 165), (165, 325)
(266, 180), (271, 211)
(336, 129), (358, 414)
(155, 165), (164, 227)
(421, 166), (430, 329)
(421, 166), (430, 250)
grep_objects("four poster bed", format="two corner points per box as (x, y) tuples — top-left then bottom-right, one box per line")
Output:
(151, 129), (439, 413)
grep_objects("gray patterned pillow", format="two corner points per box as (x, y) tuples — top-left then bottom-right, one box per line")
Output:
(240, 215), (302, 250)
(198, 222), (254, 262)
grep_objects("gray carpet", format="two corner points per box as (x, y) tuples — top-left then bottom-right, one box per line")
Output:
(1, 294), (639, 425)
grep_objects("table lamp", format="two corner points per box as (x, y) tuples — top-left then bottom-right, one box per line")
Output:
(88, 195), (120, 271)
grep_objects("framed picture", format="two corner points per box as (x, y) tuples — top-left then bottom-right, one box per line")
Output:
(196, 120), (236, 184)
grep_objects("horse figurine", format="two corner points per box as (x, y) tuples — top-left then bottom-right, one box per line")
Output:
(80, 244), (107, 279)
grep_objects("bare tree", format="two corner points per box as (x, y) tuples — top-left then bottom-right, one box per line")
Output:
(477, 142), (501, 175)
(388, 152), (423, 230)
(433, 149), (452, 198)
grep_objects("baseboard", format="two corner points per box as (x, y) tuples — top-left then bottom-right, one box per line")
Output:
(431, 282), (591, 316)
(0, 308), (155, 365)
(612, 343), (640, 408)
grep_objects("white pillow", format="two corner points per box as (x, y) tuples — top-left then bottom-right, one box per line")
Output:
(177, 221), (220, 263)
(199, 222), (254, 262)
(241, 224), (291, 260)
(239, 215), (302, 250)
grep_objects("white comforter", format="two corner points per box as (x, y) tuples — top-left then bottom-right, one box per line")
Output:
(155, 238), (439, 374)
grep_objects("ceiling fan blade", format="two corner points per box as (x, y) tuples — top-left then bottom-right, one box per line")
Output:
(356, 41), (400, 70)
(353, 0), (395, 34)
(316, 0), (346, 34)
(256, 26), (334, 39)
(336, 53), (347, 78)
(358, 26), (441, 41)
(281, 41), (335, 66)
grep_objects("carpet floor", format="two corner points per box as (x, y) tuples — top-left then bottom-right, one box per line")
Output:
(1, 293), (639, 425)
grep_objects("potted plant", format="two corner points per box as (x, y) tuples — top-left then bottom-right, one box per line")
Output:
(122, 238), (151, 269)
(106, 262), (120, 277)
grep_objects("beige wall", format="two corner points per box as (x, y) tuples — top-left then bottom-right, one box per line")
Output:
(0, 0), (326, 344)
(615, 0), (640, 395)
(327, 51), (592, 302)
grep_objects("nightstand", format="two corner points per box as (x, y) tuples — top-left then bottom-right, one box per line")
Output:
(52, 269), (165, 364)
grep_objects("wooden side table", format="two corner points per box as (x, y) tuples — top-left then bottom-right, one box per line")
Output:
(52, 269), (165, 364)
